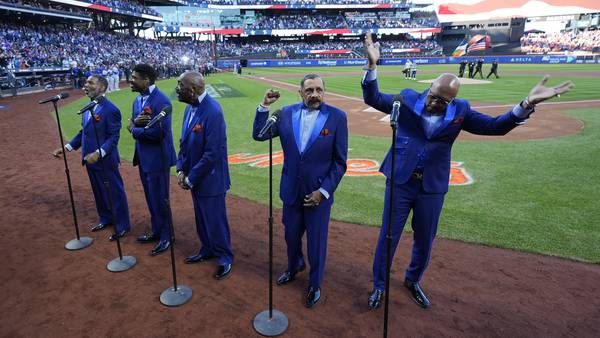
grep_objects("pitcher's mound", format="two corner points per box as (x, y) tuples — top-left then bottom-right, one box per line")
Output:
(418, 78), (492, 84)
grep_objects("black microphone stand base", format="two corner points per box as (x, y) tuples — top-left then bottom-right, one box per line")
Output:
(160, 285), (193, 307)
(253, 309), (289, 337)
(107, 255), (136, 272)
(65, 236), (93, 250)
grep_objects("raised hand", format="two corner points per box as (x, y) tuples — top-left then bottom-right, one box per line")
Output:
(363, 33), (380, 68)
(262, 89), (280, 107)
(528, 75), (574, 105)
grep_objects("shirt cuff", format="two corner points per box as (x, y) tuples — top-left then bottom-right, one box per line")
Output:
(362, 69), (377, 84)
(319, 187), (330, 200)
(185, 177), (193, 188)
(65, 143), (74, 151)
(257, 105), (269, 113)
(96, 148), (106, 158)
(511, 103), (534, 125)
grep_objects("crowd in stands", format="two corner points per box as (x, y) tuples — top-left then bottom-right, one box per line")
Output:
(0, 0), (88, 16)
(217, 38), (441, 57)
(1, 0), (161, 17)
(186, 0), (407, 6)
(520, 30), (600, 53)
(246, 11), (437, 30)
(82, 0), (161, 17)
(0, 23), (210, 70)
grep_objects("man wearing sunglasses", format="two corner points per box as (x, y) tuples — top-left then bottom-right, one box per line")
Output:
(361, 33), (573, 310)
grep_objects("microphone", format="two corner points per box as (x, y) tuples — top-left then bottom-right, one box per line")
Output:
(258, 109), (282, 138)
(390, 94), (403, 128)
(145, 105), (173, 129)
(38, 92), (69, 104)
(77, 96), (105, 115)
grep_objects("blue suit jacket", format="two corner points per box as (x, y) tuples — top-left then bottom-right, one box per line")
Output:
(131, 87), (176, 173)
(253, 102), (348, 205)
(176, 94), (231, 197)
(362, 79), (523, 194)
(68, 97), (122, 171)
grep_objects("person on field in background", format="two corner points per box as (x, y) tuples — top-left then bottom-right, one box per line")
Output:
(361, 32), (573, 310)
(458, 59), (467, 78)
(487, 59), (500, 79)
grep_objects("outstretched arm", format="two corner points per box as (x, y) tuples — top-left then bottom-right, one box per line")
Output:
(361, 34), (394, 113)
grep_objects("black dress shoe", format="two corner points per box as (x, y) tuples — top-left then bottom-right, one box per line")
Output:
(214, 264), (232, 280)
(305, 287), (321, 308)
(368, 289), (384, 310)
(137, 233), (159, 243)
(276, 271), (295, 285)
(184, 252), (217, 264)
(150, 240), (170, 256)
(404, 279), (431, 309)
(276, 264), (306, 286)
(108, 229), (128, 241)
(91, 223), (111, 232)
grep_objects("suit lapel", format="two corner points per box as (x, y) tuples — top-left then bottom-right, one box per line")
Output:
(182, 105), (197, 142)
(303, 105), (330, 154)
(133, 96), (142, 118)
(84, 103), (100, 128)
(292, 106), (302, 153)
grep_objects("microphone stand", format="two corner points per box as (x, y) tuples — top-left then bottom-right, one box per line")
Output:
(52, 101), (93, 250)
(85, 105), (136, 272)
(253, 124), (288, 336)
(157, 120), (192, 306)
(383, 117), (398, 338)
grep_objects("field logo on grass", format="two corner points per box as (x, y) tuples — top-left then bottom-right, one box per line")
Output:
(228, 153), (473, 185)
(205, 84), (244, 98)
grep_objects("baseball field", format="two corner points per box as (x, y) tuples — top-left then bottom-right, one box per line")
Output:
(1, 63), (599, 337)
(58, 63), (600, 263)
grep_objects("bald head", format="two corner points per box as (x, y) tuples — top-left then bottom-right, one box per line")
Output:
(425, 73), (460, 114)
(181, 71), (204, 88)
(431, 73), (460, 96)
(176, 71), (205, 104)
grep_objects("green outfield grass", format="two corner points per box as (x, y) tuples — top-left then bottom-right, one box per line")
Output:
(56, 64), (600, 263)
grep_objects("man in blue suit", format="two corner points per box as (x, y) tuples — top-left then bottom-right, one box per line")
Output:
(362, 33), (573, 309)
(175, 71), (234, 281)
(252, 74), (348, 308)
(53, 75), (130, 240)
(127, 64), (176, 256)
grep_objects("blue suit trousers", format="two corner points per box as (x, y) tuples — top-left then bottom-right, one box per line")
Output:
(191, 192), (234, 265)
(139, 168), (171, 241)
(372, 176), (445, 291)
(282, 199), (332, 289)
(86, 167), (130, 233)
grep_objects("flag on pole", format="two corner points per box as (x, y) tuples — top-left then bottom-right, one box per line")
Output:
(451, 39), (468, 57)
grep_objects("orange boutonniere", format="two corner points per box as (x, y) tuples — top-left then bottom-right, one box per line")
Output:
(142, 106), (152, 115)
(320, 128), (330, 136)
(192, 123), (203, 133)
(452, 117), (464, 124)
(94, 114), (101, 122)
